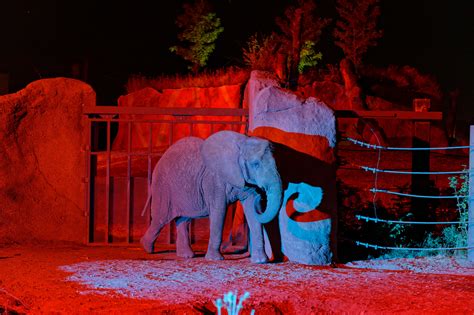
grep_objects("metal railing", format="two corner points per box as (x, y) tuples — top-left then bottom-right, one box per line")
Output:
(83, 106), (248, 245)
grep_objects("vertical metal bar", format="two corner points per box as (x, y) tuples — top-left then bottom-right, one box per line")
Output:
(85, 118), (92, 244)
(166, 122), (175, 245)
(210, 123), (215, 135)
(468, 125), (474, 261)
(411, 121), (430, 236)
(169, 122), (174, 146)
(106, 119), (111, 244)
(147, 123), (153, 228)
(126, 122), (132, 243)
(190, 122), (193, 137)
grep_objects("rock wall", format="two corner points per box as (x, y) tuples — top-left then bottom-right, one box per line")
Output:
(300, 80), (449, 147)
(0, 78), (94, 243)
(113, 84), (245, 151)
(246, 71), (336, 265)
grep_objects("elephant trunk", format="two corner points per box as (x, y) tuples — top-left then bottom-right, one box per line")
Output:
(255, 176), (283, 224)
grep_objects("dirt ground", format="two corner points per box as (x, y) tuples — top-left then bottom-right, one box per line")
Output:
(1, 243), (473, 314)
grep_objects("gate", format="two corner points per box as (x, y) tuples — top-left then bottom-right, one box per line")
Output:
(82, 106), (248, 245)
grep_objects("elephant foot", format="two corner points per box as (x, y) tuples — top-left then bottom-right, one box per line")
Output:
(140, 236), (154, 254)
(177, 247), (195, 259)
(251, 252), (268, 264)
(205, 251), (224, 261)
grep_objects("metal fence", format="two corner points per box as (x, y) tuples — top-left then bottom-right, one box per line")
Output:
(83, 105), (453, 257)
(82, 106), (248, 245)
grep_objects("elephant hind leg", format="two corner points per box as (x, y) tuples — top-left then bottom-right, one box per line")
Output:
(175, 217), (195, 258)
(141, 217), (170, 254)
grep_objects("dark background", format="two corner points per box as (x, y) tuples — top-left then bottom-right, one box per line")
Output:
(0, 0), (472, 121)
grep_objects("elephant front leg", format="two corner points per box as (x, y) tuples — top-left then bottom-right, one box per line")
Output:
(205, 206), (226, 261)
(175, 217), (195, 258)
(242, 195), (269, 263)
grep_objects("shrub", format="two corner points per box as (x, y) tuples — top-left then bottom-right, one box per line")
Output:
(298, 41), (323, 74)
(384, 168), (469, 259)
(242, 33), (279, 72)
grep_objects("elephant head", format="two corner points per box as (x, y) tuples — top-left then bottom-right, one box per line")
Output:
(201, 131), (282, 224)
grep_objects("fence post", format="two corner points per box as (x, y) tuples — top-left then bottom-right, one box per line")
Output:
(468, 125), (474, 261)
(412, 121), (431, 243)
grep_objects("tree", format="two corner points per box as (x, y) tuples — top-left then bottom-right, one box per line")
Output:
(170, 0), (224, 73)
(275, 0), (330, 89)
(242, 33), (280, 72)
(334, 0), (383, 69)
(298, 40), (323, 74)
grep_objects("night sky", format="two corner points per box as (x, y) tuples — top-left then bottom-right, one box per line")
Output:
(0, 1), (472, 120)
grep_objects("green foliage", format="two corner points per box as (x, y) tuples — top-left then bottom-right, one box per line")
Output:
(298, 41), (323, 74)
(274, 0), (330, 87)
(170, 0), (224, 72)
(387, 213), (413, 247)
(384, 168), (469, 259)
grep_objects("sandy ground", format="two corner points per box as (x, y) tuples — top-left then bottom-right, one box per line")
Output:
(1, 243), (473, 314)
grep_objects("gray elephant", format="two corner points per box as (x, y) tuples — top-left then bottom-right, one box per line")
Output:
(140, 130), (283, 263)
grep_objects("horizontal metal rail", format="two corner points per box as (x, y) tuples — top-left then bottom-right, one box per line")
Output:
(88, 119), (247, 126)
(83, 106), (442, 120)
(83, 106), (249, 117)
(336, 110), (442, 120)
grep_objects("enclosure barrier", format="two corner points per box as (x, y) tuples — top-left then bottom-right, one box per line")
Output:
(82, 106), (248, 245)
(346, 125), (474, 261)
(82, 106), (449, 258)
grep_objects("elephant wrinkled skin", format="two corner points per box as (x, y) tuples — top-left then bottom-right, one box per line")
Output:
(140, 131), (283, 263)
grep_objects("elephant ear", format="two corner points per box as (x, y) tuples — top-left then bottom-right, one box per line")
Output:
(201, 131), (246, 188)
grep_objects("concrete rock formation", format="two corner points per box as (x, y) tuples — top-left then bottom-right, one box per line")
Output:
(246, 70), (336, 265)
(0, 78), (94, 243)
(113, 84), (245, 151)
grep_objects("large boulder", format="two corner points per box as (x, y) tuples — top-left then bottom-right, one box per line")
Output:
(246, 70), (336, 265)
(0, 78), (94, 243)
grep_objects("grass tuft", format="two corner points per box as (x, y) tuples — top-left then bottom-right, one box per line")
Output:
(126, 67), (251, 93)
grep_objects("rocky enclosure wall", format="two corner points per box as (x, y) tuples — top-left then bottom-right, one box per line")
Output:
(113, 84), (245, 151)
(0, 74), (458, 251)
(0, 78), (95, 243)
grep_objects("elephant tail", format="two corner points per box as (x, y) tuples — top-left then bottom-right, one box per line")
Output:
(141, 190), (151, 217)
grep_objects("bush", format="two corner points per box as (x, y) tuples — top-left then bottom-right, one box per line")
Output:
(242, 33), (279, 72)
(383, 169), (469, 259)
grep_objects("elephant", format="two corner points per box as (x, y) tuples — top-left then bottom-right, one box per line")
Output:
(140, 130), (283, 263)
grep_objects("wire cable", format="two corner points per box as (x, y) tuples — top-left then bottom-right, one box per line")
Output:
(355, 241), (474, 251)
(360, 166), (469, 175)
(346, 137), (472, 151)
(355, 215), (472, 225)
(370, 188), (466, 199)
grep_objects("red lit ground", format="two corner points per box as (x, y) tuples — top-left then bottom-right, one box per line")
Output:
(0, 243), (473, 314)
